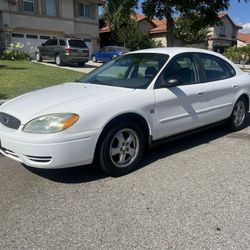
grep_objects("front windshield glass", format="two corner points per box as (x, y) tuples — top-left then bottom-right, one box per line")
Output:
(78, 53), (169, 89)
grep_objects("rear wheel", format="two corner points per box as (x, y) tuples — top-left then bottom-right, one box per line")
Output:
(55, 54), (64, 66)
(228, 97), (248, 131)
(99, 122), (145, 177)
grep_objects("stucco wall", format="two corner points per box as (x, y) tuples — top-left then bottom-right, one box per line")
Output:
(0, 0), (100, 53)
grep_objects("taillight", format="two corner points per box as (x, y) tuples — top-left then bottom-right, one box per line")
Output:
(65, 48), (73, 53)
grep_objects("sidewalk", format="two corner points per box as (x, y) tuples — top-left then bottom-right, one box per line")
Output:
(35, 61), (103, 74)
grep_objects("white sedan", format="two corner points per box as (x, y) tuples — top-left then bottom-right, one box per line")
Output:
(0, 48), (250, 176)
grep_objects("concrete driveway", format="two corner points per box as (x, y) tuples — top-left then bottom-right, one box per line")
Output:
(37, 61), (103, 74)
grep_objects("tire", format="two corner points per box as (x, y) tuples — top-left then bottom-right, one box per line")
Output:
(55, 54), (63, 66)
(36, 52), (42, 62)
(92, 56), (97, 62)
(228, 97), (248, 131)
(99, 122), (145, 177)
(78, 62), (85, 67)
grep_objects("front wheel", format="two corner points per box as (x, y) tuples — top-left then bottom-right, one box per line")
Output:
(55, 54), (64, 66)
(36, 52), (42, 62)
(228, 97), (248, 131)
(99, 123), (145, 177)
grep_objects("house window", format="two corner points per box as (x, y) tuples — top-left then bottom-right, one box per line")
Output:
(12, 33), (25, 38)
(40, 35), (51, 40)
(26, 34), (38, 39)
(79, 3), (91, 18)
(23, 0), (35, 12)
(219, 26), (226, 37)
(44, 0), (57, 16)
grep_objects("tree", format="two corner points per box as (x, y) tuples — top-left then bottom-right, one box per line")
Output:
(174, 16), (209, 46)
(142, 0), (231, 47)
(104, 0), (138, 41)
(103, 0), (160, 50)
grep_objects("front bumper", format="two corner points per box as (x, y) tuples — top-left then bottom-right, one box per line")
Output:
(0, 126), (100, 169)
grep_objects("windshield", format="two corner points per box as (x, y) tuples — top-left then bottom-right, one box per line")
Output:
(78, 53), (169, 89)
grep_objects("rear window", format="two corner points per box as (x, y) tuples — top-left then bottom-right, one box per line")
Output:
(68, 39), (88, 48)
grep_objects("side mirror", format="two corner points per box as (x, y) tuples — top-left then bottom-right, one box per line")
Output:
(42, 43), (45, 47)
(162, 77), (183, 87)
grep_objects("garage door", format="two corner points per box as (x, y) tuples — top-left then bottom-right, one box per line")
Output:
(11, 33), (51, 59)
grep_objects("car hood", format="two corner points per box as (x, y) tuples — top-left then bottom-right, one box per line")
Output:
(1, 82), (135, 124)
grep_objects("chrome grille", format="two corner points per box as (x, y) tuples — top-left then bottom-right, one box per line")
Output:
(0, 112), (21, 130)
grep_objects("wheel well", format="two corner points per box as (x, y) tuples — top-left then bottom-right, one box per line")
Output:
(94, 113), (151, 161)
(239, 94), (249, 111)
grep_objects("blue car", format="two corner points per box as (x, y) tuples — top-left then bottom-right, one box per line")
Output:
(92, 46), (129, 62)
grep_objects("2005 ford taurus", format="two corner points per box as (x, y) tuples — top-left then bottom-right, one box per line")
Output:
(0, 48), (250, 176)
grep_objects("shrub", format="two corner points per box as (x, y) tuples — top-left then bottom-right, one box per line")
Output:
(0, 42), (31, 61)
(225, 45), (250, 63)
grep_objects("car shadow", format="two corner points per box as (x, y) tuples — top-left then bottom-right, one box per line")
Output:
(0, 64), (27, 70)
(24, 114), (250, 184)
(24, 164), (107, 183)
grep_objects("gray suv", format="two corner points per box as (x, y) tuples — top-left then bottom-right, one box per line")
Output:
(36, 38), (89, 66)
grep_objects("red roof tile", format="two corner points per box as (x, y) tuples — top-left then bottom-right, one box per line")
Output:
(238, 32), (250, 43)
(150, 19), (167, 34)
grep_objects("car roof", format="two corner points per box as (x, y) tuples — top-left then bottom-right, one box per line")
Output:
(54, 38), (84, 40)
(129, 47), (222, 57)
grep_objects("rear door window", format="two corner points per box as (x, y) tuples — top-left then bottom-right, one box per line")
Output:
(198, 53), (236, 82)
(59, 39), (66, 46)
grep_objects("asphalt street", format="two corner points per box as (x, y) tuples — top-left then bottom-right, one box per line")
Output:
(0, 116), (250, 249)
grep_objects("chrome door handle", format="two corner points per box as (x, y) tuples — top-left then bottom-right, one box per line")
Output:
(197, 92), (204, 96)
(232, 85), (238, 89)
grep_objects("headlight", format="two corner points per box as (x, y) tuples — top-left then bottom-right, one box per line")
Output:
(23, 113), (79, 134)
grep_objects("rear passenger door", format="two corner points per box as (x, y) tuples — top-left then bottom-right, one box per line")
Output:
(197, 53), (236, 124)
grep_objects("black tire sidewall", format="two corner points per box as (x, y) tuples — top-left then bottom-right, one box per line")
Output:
(99, 123), (145, 177)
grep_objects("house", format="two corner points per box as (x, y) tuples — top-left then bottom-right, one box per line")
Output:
(237, 32), (250, 47)
(208, 13), (242, 53)
(99, 13), (168, 47)
(0, 0), (102, 57)
(100, 12), (242, 53)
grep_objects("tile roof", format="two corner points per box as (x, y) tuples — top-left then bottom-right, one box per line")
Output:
(238, 32), (250, 43)
(100, 25), (111, 33)
(150, 19), (167, 34)
(218, 12), (242, 29)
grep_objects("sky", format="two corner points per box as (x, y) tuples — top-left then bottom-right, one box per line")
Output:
(136, 0), (250, 33)
(227, 1), (250, 32)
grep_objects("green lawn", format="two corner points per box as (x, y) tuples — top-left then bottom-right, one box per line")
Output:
(0, 60), (83, 99)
